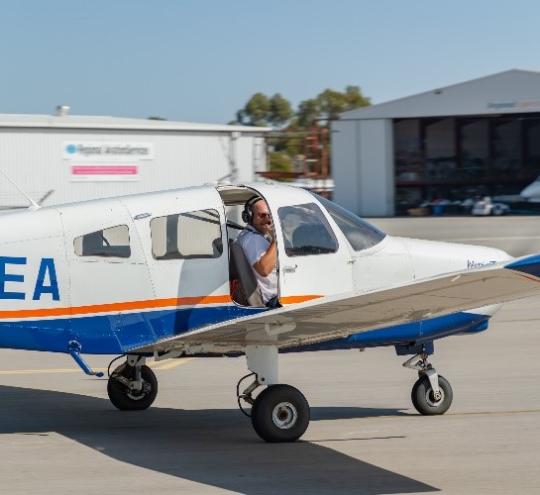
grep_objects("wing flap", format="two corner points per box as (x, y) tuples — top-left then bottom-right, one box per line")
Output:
(136, 254), (540, 353)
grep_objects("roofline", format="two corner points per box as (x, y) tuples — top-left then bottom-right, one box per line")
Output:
(0, 115), (270, 133)
(340, 69), (540, 118)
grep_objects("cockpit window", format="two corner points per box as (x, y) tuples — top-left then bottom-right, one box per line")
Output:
(74, 225), (131, 258)
(278, 203), (338, 256)
(314, 194), (386, 251)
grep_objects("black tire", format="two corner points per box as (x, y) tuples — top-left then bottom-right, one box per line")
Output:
(107, 364), (158, 411)
(411, 374), (453, 415)
(251, 384), (310, 442)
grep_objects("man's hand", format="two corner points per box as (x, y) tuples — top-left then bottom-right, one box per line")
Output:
(253, 239), (277, 277)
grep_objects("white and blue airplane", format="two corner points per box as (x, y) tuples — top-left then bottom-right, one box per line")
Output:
(0, 182), (539, 442)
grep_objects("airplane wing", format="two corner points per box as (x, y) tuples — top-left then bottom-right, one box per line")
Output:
(135, 254), (540, 354)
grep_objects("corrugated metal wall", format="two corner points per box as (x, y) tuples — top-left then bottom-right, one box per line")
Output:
(0, 129), (266, 207)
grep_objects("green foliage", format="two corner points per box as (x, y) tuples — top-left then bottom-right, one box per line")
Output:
(234, 85), (369, 128)
(269, 93), (293, 127)
(243, 92), (270, 127)
(268, 152), (293, 172)
(296, 99), (319, 128)
(233, 86), (370, 174)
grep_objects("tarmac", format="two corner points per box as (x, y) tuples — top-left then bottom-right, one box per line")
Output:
(1, 215), (540, 494)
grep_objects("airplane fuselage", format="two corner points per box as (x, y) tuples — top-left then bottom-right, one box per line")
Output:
(0, 184), (511, 357)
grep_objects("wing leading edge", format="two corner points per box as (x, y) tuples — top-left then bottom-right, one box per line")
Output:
(135, 254), (540, 354)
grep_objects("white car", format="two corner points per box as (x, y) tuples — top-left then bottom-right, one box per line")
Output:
(472, 197), (510, 216)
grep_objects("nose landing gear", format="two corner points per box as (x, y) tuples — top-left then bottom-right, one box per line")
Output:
(403, 352), (453, 415)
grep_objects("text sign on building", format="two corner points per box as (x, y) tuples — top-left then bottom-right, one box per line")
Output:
(64, 141), (152, 182)
(63, 142), (154, 161)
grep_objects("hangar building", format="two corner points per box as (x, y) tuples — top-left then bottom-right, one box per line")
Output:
(0, 112), (268, 208)
(331, 69), (540, 216)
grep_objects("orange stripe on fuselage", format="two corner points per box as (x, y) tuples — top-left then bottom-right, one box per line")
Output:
(0, 294), (322, 320)
(0, 295), (232, 319)
(280, 295), (321, 304)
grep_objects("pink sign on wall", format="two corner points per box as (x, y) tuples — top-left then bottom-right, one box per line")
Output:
(71, 165), (139, 181)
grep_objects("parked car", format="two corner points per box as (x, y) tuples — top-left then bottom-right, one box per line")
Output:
(472, 196), (510, 216)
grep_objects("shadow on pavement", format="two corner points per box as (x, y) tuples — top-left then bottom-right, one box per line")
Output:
(0, 385), (438, 494)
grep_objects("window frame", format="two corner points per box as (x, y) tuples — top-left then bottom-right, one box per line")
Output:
(150, 208), (224, 261)
(73, 224), (132, 259)
(278, 202), (339, 258)
(313, 194), (386, 252)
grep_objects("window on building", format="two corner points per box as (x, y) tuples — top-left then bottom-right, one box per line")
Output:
(394, 119), (423, 181)
(278, 203), (338, 256)
(525, 119), (540, 170)
(151, 209), (223, 260)
(425, 118), (457, 180)
(460, 119), (489, 179)
(315, 195), (386, 251)
(492, 119), (521, 176)
(74, 225), (131, 258)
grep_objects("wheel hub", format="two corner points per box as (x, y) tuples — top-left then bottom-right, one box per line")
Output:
(272, 402), (298, 429)
(126, 380), (151, 400)
(426, 388), (444, 406)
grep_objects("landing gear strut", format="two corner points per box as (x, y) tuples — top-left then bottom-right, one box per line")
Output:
(107, 355), (158, 411)
(403, 352), (453, 415)
(238, 345), (310, 442)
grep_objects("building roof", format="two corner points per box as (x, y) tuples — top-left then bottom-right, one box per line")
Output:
(0, 113), (270, 133)
(341, 69), (540, 120)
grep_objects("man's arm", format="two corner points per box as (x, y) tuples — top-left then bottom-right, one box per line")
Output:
(253, 239), (277, 277)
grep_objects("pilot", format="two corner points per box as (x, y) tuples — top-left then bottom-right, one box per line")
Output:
(236, 196), (280, 308)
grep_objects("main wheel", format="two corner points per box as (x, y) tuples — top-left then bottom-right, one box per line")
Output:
(107, 364), (158, 411)
(251, 384), (310, 443)
(411, 374), (453, 415)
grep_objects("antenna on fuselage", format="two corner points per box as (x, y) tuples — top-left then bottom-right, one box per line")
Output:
(0, 169), (40, 210)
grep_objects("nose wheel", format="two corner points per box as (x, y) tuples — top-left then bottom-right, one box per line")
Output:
(411, 374), (453, 415)
(403, 352), (453, 415)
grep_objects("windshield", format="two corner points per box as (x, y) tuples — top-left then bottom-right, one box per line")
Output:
(314, 194), (386, 251)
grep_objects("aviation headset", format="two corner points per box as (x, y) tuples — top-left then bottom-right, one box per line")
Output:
(242, 196), (264, 225)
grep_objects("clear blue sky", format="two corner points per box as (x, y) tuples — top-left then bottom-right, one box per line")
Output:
(1, 0), (538, 124)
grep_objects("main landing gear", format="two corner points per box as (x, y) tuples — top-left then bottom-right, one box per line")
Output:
(107, 355), (158, 411)
(237, 345), (310, 442)
(403, 352), (453, 415)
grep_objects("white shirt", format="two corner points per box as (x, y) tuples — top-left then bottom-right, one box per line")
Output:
(236, 225), (278, 303)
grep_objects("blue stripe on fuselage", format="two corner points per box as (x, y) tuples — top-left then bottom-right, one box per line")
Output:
(0, 305), (490, 355)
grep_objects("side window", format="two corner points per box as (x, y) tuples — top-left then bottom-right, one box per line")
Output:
(74, 225), (131, 258)
(151, 209), (223, 260)
(278, 203), (338, 256)
(314, 194), (386, 251)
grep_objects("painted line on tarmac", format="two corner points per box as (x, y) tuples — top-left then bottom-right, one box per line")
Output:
(447, 408), (540, 416)
(0, 358), (192, 375)
(152, 358), (192, 370)
(448, 236), (540, 241)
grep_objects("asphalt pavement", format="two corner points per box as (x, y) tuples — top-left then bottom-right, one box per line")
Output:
(1, 216), (540, 494)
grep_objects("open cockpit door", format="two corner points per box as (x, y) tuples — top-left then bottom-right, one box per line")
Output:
(244, 184), (355, 305)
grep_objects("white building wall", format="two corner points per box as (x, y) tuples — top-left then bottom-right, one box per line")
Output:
(332, 119), (394, 217)
(358, 119), (394, 216)
(0, 129), (265, 207)
(332, 120), (360, 213)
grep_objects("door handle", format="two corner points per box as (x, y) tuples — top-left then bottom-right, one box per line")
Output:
(283, 264), (298, 273)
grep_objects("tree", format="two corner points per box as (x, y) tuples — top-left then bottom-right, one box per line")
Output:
(296, 98), (319, 128)
(242, 92), (271, 126)
(344, 85), (370, 110)
(316, 86), (370, 121)
(269, 93), (293, 127)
